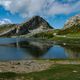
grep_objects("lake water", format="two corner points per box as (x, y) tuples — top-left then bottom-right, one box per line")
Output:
(0, 38), (80, 60)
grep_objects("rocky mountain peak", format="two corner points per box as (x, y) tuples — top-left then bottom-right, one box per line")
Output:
(21, 16), (53, 30)
(64, 14), (80, 29)
(0, 16), (53, 37)
(18, 16), (53, 35)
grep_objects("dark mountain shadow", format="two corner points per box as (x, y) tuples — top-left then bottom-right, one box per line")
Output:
(2, 40), (53, 58)
(18, 41), (53, 58)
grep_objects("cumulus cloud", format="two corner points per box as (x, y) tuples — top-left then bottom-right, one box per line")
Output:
(0, 0), (80, 18)
(48, 1), (80, 15)
(0, 18), (12, 25)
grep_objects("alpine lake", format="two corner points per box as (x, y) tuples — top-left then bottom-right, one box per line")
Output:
(0, 38), (79, 61)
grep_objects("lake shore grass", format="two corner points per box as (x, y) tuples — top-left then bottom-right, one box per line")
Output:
(0, 59), (80, 72)
(0, 64), (80, 80)
(0, 35), (80, 80)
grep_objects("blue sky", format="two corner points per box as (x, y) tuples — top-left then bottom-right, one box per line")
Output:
(0, 0), (80, 29)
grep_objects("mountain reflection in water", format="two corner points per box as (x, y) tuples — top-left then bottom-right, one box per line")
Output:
(0, 38), (80, 60)
(15, 40), (53, 58)
(60, 44), (80, 59)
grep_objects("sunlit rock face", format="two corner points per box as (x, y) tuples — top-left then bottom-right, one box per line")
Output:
(58, 14), (80, 35)
(64, 14), (80, 29)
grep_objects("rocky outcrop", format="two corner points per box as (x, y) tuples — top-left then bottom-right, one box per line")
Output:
(64, 14), (80, 29)
(58, 14), (80, 35)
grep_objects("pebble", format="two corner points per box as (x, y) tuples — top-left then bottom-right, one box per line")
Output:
(73, 70), (78, 73)
(0, 60), (53, 73)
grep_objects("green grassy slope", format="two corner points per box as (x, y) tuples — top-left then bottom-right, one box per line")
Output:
(58, 25), (80, 35)
(32, 29), (59, 39)
(0, 24), (16, 33)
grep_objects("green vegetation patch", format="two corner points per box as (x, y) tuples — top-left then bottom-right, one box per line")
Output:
(0, 64), (80, 80)
(0, 24), (15, 33)
(33, 29), (59, 39)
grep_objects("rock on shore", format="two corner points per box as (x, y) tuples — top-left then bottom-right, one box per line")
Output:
(0, 60), (53, 73)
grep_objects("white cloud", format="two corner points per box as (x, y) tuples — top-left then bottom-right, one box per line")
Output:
(0, 0), (80, 18)
(0, 18), (12, 25)
(48, 2), (70, 15)
(48, 1), (80, 15)
(0, 0), (11, 9)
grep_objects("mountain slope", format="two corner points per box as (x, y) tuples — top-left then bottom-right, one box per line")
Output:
(58, 15), (80, 35)
(0, 24), (17, 37)
(64, 15), (80, 29)
(0, 16), (53, 37)
(17, 16), (53, 35)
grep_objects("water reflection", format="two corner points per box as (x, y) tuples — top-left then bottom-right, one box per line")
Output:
(12, 40), (53, 58)
(60, 44), (80, 59)
(0, 38), (54, 60)
(0, 38), (80, 60)
(41, 45), (68, 59)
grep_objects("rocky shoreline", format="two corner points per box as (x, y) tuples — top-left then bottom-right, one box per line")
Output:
(0, 60), (53, 73)
(0, 60), (80, 73)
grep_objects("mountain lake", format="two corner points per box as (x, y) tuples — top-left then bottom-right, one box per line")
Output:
(0, 38), (79, 61)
